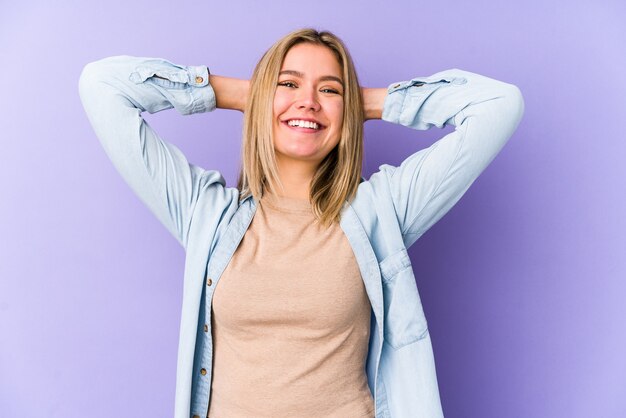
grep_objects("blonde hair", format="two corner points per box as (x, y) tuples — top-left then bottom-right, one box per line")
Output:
(237, 28), (364, 227)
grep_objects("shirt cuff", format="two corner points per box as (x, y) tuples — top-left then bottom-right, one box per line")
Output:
(382, 72), (467, 129)
(129, 60), (216, 115)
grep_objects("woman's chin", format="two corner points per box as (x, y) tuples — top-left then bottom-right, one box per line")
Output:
(275, 149), (323, 165)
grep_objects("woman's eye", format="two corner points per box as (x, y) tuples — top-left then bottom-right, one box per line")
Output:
(321, 88), (340, 94)
(278, 81), (297, 88)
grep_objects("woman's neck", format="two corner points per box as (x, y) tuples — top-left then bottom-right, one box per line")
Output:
(274, 157), (316, 199)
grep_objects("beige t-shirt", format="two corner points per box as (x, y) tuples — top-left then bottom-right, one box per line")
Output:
(208, 192), (374, 418)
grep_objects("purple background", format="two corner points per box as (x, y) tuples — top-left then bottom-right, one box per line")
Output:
(1, 1), (625, 417)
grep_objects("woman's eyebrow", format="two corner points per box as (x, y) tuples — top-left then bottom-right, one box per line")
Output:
(279, 70), (344, 86)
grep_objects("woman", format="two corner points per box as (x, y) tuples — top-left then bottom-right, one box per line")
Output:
(79, 28), (524, 418)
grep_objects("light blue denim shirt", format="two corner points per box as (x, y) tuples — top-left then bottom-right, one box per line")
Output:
(78, 56), (524, 418)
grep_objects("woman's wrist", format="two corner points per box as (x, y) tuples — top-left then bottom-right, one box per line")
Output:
(210, 75), (249, 112)
(362, 87), (387, 121)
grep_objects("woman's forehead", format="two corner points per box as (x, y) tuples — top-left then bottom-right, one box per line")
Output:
(280, 43), (342, 78)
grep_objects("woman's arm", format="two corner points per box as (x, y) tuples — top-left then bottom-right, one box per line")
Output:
(151, 73), (249, 111)
(362, 87), (387, 121)
(78, 56), (241, 249)
(363, 69), (524, 248)
(210, 75), (249, 111)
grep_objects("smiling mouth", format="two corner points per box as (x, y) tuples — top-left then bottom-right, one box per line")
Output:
(284, 119), (324, 131)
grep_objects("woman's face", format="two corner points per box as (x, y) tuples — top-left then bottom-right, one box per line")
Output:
(272, 42), (344, 169)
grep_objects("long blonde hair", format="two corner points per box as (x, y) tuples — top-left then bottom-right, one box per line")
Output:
(237, 28), (364, 227)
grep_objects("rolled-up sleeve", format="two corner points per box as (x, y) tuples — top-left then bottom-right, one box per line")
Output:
(373, 69), (524, 248)
(78, 55), (225, 249)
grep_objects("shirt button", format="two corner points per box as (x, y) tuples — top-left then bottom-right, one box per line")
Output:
(207, 278), (213, 286)
(204, 324), (208, 332)
(200, 368), (207, 376)
(193, 415), (200, 418)
(195, 76), (204, 84)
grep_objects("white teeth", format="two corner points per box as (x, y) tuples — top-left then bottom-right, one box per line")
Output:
(288, 120), (319, 130)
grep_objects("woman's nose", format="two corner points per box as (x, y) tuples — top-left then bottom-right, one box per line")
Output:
(295, 88), (320, 111)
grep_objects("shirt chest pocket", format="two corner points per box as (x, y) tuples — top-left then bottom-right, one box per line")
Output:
(379, 249), (429, 349)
